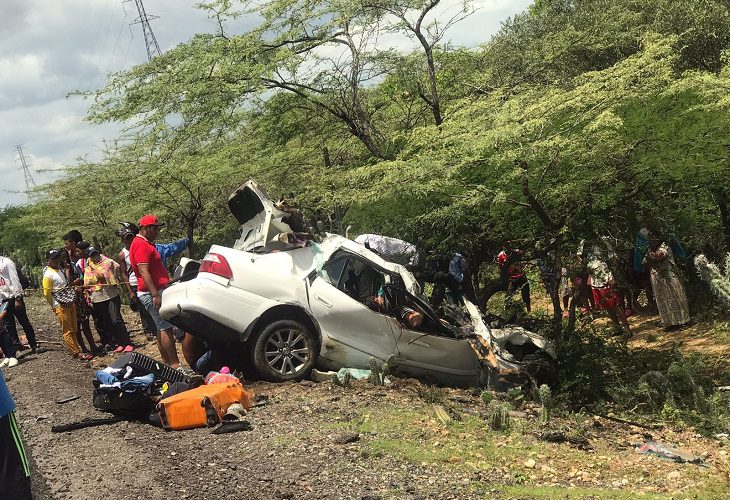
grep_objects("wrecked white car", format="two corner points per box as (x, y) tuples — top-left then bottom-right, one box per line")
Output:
(160, 180), (556, 388)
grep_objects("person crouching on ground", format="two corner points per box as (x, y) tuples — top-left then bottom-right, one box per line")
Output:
(129, 215), (180, 368)
(42, 249), (92, 361)
(84, 247), (134, 353)
(0, 367), (32, 499)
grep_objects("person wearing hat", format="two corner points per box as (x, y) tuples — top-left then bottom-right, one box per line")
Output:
(117, 226), (157, 341)
(42, 249), (89, 360)
(116, 222), (190, 340)
(84, 247), (133, 353)
(129, 215), (180, 368)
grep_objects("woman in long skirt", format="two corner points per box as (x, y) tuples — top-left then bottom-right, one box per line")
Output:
(643, 234), (690, 329)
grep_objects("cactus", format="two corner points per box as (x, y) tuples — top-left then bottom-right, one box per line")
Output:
(381, 362), (389, 381)
(695, 254), (730, 310)
(487, 401), (511, 431)
(538, 384), (553, 425)
(332, 371), (352, 388)
(480, 390), (494, 405)
(368, 357), (386, 386)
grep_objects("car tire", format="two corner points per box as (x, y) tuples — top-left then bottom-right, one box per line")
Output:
(252, 319), (318, 382)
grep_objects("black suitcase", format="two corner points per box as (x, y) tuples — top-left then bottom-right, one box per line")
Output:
(92, 384), (155, 416)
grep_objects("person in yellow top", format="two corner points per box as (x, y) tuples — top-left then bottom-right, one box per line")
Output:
(42, 249), (92, 360)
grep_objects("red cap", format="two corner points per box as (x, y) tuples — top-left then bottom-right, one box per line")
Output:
(139, 214), (165, 227)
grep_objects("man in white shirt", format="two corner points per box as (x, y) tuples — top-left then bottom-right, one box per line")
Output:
(0, 255), (23, 368)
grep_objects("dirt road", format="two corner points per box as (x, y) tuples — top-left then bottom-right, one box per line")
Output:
(4, 295), (730, 499)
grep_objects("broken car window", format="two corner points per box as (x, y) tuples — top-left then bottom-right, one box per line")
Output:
(319, 253), (348, 287)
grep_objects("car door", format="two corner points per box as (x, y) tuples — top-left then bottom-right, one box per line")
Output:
(307, 252), (399, 367)
(390, 289), (481, 385)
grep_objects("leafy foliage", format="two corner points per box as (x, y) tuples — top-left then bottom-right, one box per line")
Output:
(2, 0), (730, 304)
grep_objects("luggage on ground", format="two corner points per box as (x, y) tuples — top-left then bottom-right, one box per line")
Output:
(156, 382), (253, 430)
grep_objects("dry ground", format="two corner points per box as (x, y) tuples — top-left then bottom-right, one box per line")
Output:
(2, 293), (729, 499)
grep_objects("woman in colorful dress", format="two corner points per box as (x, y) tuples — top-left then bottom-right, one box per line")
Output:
(643, 232), (691, 330)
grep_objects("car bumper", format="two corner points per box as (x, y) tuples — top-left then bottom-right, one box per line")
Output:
(160, 277), (264, 343)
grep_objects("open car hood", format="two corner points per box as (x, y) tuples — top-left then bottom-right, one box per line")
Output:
(228, 180), (295, 252)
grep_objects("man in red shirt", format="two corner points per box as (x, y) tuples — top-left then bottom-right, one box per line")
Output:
(129, 215), (180, 368)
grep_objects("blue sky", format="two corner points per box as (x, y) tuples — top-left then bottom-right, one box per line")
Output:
(0, 0), (532, 207)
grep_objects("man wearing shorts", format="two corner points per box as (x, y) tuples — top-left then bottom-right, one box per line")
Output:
(129, 215), (181, 368)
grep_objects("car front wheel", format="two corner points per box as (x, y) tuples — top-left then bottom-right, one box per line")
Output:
(252, 319), (318, 382)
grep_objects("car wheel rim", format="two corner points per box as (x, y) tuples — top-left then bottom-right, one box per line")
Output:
(264, 327), (310, 376)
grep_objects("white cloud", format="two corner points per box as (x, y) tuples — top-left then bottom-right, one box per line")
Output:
(0, 0), (532, 208)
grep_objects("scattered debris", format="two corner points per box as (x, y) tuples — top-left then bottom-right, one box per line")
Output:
(536, 429), (591, 450)
(310, 369), (337, 382)
(55, 395), (80, 404)
(51, 416), (125, 433)
(332, 432), (360, 445)
(211, 420), (252, 434)
(638, 441), (704, 464)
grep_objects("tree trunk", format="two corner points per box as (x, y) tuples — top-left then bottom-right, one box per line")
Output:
(716, 191), (730, 251)
(186, 219), (195, 258)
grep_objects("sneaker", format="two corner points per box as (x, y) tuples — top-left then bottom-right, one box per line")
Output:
(0, 358), (9, 368)
(6, 358), (18, 368)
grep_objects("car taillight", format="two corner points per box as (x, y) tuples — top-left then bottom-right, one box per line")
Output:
(199, 253), (233, 279)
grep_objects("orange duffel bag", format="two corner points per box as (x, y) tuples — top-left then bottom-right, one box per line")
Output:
(157, 381), (253, 430)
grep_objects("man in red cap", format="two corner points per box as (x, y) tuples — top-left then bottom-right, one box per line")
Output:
(129, 215), (181, 368)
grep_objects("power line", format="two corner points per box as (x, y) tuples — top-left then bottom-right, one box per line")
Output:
(126, 0), (162, 60)
(15, 145), (37, 203)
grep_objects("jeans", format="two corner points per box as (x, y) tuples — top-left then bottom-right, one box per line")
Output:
(0, 299), (18, 358)
(92, 295), (131, 347)
(132, 285), (156, 334)
(137, 292), (173, 332)
(12, 298), (37, 350)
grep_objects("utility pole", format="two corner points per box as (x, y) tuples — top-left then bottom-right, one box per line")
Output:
(15, 145), (37, 203)
(127, 0), (162, 60)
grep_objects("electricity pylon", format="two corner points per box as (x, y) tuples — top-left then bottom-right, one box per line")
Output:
(128, 0), (162, 60)
(15, 145), (37, 203)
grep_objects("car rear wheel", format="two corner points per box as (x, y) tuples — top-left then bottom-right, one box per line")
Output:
(252, 319), (318, 382)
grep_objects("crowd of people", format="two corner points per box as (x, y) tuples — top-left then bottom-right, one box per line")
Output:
(0, 215), (190, 370)
(489, 229), (692, 336)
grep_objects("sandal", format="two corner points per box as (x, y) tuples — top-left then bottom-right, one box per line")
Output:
(79, 353), (94, 361)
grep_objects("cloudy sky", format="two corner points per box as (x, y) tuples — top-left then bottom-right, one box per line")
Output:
(0, 0), (531, 207)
